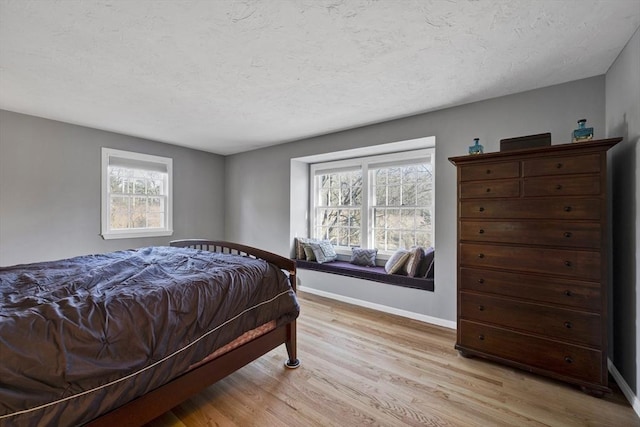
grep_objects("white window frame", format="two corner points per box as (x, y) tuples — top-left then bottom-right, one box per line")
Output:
(310, 148), (434, 257)
(101, 148), (173, 240)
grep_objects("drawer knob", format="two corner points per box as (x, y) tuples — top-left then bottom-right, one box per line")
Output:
(564, 356), (573, 364)
(564, 321), (572, 329)
(478, 334), (485, 341)
(478, 253), (485, 259)
(564, 290), (573, 297)
(564, 232), (572, 238)
(564, 260), (572, 267)
(478, 278), (485, 284)
(556, 184), (563, 190)
(564, 206), (572, 212)
(479, 206), (485, 212)
(556, 163), (563, 169)
(478, 305), (485, 311)
(486, 188), (491, 193)
(479, 229), (485, 234)
(486, 169), (491, 174)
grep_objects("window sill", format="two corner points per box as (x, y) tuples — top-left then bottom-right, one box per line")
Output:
(296, 259), (434, 292)
(101, 229), (174, 240)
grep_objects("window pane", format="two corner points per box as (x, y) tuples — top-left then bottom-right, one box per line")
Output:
(110, 196), (129, 229)
(329, 188), (340, 205)
(328, 227), (339, 244)
(109, 174), (122, 193)
(319, 208), (337, 227)
(134, 179), (146, 195)
(148, 177), (163, 195)
(375, 169), (386, 186)
(404, 166), (418, 182)
(387, 231), (400, 250)
(402, 184), (416, 205)
(386, 208), (401, 228)
(373, 208), (385, 228)
(375, 185), (387, 205)
(401, 233), (416, 249)
(417, 182), (431, 205)
(317, 226), (328, 240)
(319, 189), (329, 206)
(349, 228), (361, 247)
(415, 231), (431, 248)
(131, 197), (148, 228)
(374, 229), (386, 249)
(146, 212), (163, 228)
(387, 168), (401, 185)
(350, 210), (361, 227)
(388, 185), (401, 206)
(401, 209), (415, 229)
(417, 209), (431, 227)
(148, 197), (163, 213)
(352, 185), (362, 205)
(338, 229), (349, 247)
(338, 209), (349, 227)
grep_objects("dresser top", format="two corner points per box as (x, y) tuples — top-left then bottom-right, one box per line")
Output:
(449, 138), (622, 166)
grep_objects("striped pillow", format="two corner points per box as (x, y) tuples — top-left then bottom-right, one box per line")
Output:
(384, 249), (411, 274)
(401, 247), (424, 277)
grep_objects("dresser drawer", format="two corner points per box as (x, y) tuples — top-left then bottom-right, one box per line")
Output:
(522, 153), (601, 177)
(460, 268), (601, 311)
(460, 292), (601, 346)
(459, 220), (601, 248)
(460, 180), (519, 199)
(523, 175), (600, 197)
(460, 198), (601, 220)
(458, 320), (603, 384)
(460, 161), (519, 182)
(460, 243), (601, 280)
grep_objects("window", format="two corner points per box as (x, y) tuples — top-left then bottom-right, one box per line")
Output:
(314, 167), (363, 247)
(311, 149), (434, 254)
(101, 148), (173, 239)
(371, 162), (433, 251)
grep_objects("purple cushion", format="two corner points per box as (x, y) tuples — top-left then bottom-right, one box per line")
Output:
(296, 260), (433, 292)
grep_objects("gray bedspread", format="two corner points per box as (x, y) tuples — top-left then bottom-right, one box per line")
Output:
(0, 246), (299, 426)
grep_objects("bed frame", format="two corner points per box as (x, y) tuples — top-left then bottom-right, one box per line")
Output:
(86, 240), (299, 427)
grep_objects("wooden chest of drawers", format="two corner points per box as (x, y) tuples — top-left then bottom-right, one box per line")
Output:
(449, 138), (621, 395)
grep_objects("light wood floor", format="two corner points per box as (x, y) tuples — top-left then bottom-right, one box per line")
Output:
(146, 291), (639, 427)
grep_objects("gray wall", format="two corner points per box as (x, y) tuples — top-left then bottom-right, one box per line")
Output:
(606, 27), (639, 396)
(0, 110), (226, 266)
(225, 76), (606, 323)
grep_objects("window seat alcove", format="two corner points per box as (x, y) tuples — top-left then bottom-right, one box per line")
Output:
(295, 259), (434, 292)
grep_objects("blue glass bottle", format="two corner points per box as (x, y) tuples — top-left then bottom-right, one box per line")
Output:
(468, 138), (484, 155)
(572, 119), (593, 143)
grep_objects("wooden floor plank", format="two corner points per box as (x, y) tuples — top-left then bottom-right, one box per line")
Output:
(146, 291), (639, 427)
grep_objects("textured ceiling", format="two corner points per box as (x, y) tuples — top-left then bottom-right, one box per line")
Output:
(1, 1), (639, 155)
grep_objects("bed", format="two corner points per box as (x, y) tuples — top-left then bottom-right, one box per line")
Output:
(0, 239), (300, 427)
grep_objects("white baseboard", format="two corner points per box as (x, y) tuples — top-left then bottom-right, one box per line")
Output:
(608, 359), (640, 417)
(298, 285), (457, 330)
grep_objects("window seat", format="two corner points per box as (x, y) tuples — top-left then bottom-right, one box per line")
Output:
(295, 260), (434, 292)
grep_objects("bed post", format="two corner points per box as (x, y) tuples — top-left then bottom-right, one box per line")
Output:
(284, 321), (300, 368)
(285, 267), (300, 369)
